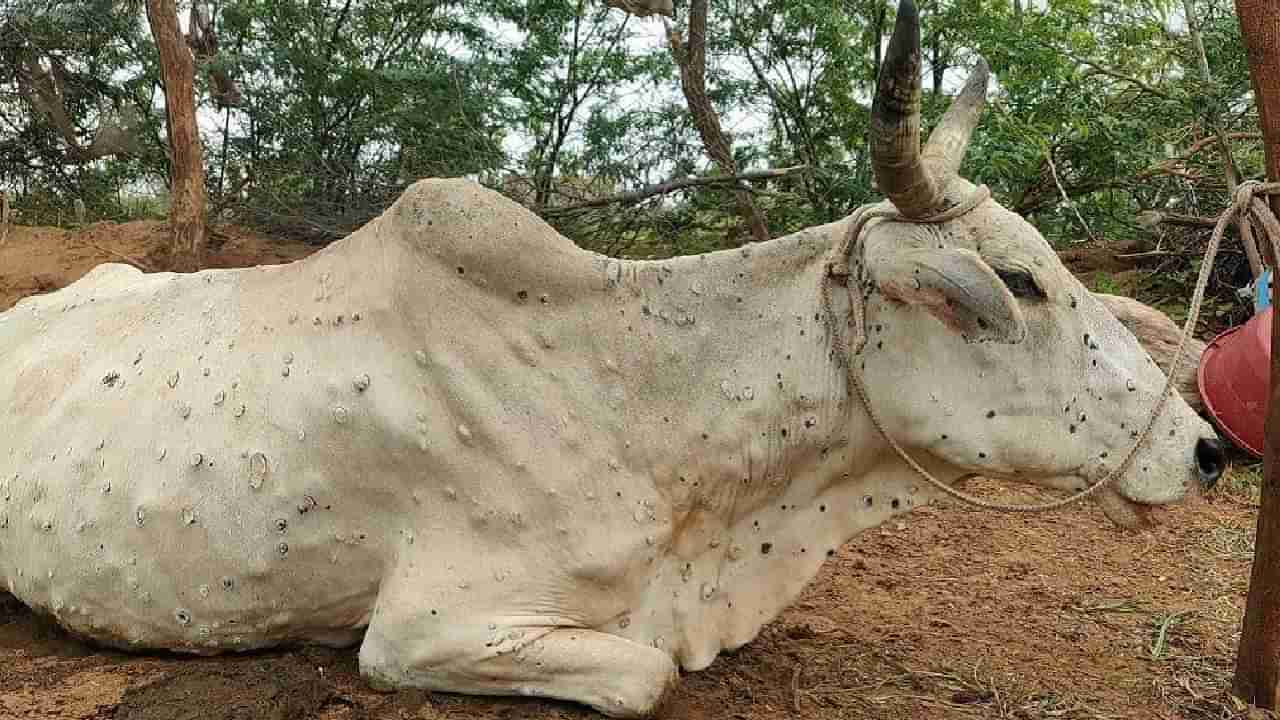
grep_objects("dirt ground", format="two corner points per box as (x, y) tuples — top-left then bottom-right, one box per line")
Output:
(0, 222), (1267, 720)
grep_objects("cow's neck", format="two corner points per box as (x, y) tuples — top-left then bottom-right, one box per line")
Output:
(603, 228), (883, 518)
(603, 227), (947, 670)
(320, 211), (949, 671)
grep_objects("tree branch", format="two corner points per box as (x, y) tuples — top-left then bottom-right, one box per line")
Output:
(602, 0), (672, 16)
(1137, 210), (1218, 228)
(540, 165), (809, 214)
(1055, 47), (1174, 100)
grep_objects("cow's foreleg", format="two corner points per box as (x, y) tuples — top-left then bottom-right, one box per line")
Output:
(359, 619), (677, 718)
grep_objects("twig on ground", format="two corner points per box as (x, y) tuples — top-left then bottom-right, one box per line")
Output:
(88, 243), (155, 272)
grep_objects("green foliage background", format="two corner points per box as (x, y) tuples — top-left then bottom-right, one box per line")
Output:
(0, 0), (1267, 321)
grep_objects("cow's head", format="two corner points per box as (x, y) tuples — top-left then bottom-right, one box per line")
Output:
(853, 0), (1224, 527)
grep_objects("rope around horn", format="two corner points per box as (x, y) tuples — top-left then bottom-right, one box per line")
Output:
(834, 181), (1280, 513)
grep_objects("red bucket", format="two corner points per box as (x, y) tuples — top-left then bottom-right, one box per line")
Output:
(1198, 307), (1272, 457)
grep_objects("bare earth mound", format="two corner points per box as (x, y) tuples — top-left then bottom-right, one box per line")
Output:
(0, 221), (1258, 720)
(0, 221), (313, 313)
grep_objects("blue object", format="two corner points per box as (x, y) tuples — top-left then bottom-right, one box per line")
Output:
(1255, 266), (1272, 313)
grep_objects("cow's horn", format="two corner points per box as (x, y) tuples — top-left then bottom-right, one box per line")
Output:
(871, 0), (945, 218)
(922, 57), (991, 179)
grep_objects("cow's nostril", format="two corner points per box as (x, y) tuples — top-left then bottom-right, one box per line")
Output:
(1195, 437), (1226, 489)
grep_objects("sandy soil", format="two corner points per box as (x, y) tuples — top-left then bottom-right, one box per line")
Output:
(0, 221), (1264, 720)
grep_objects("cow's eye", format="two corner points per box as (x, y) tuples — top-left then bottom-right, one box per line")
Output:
(994, 268), (1044, 299)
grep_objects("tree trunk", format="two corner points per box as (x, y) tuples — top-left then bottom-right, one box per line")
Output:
(0, 191), (9, 245)
(1232, 0), (1280, 710)
(146, 0), (207, 271)
(872, 1), (886, 81)
(930, 31), (945, 96)
(669, 0), (770, 242)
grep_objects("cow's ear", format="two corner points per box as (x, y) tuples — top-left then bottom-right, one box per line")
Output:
(869, 247), (1026, 344)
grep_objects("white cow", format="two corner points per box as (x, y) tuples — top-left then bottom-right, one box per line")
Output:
(0, 1), (1222, 716)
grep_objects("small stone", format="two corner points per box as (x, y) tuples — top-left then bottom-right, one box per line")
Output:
(281, 365), (290, 377)
(167, 371), (180, 389)
(277, 542), (289, 557)
(283, 352), (294, 365)
(177, 402), (191, 419)
(332, 405), (349, 424)
(275, 518), (288, 533)
(213, 390), (225, 406)
(353, 374), (371, 392)
(190, 453), (203, 468)
(175, 609), (191, 626)
(700, 583), (716, 601)
(181, 508), (197, 525)
(233, 403), (246, 418)
(414, 350), (428, 367)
